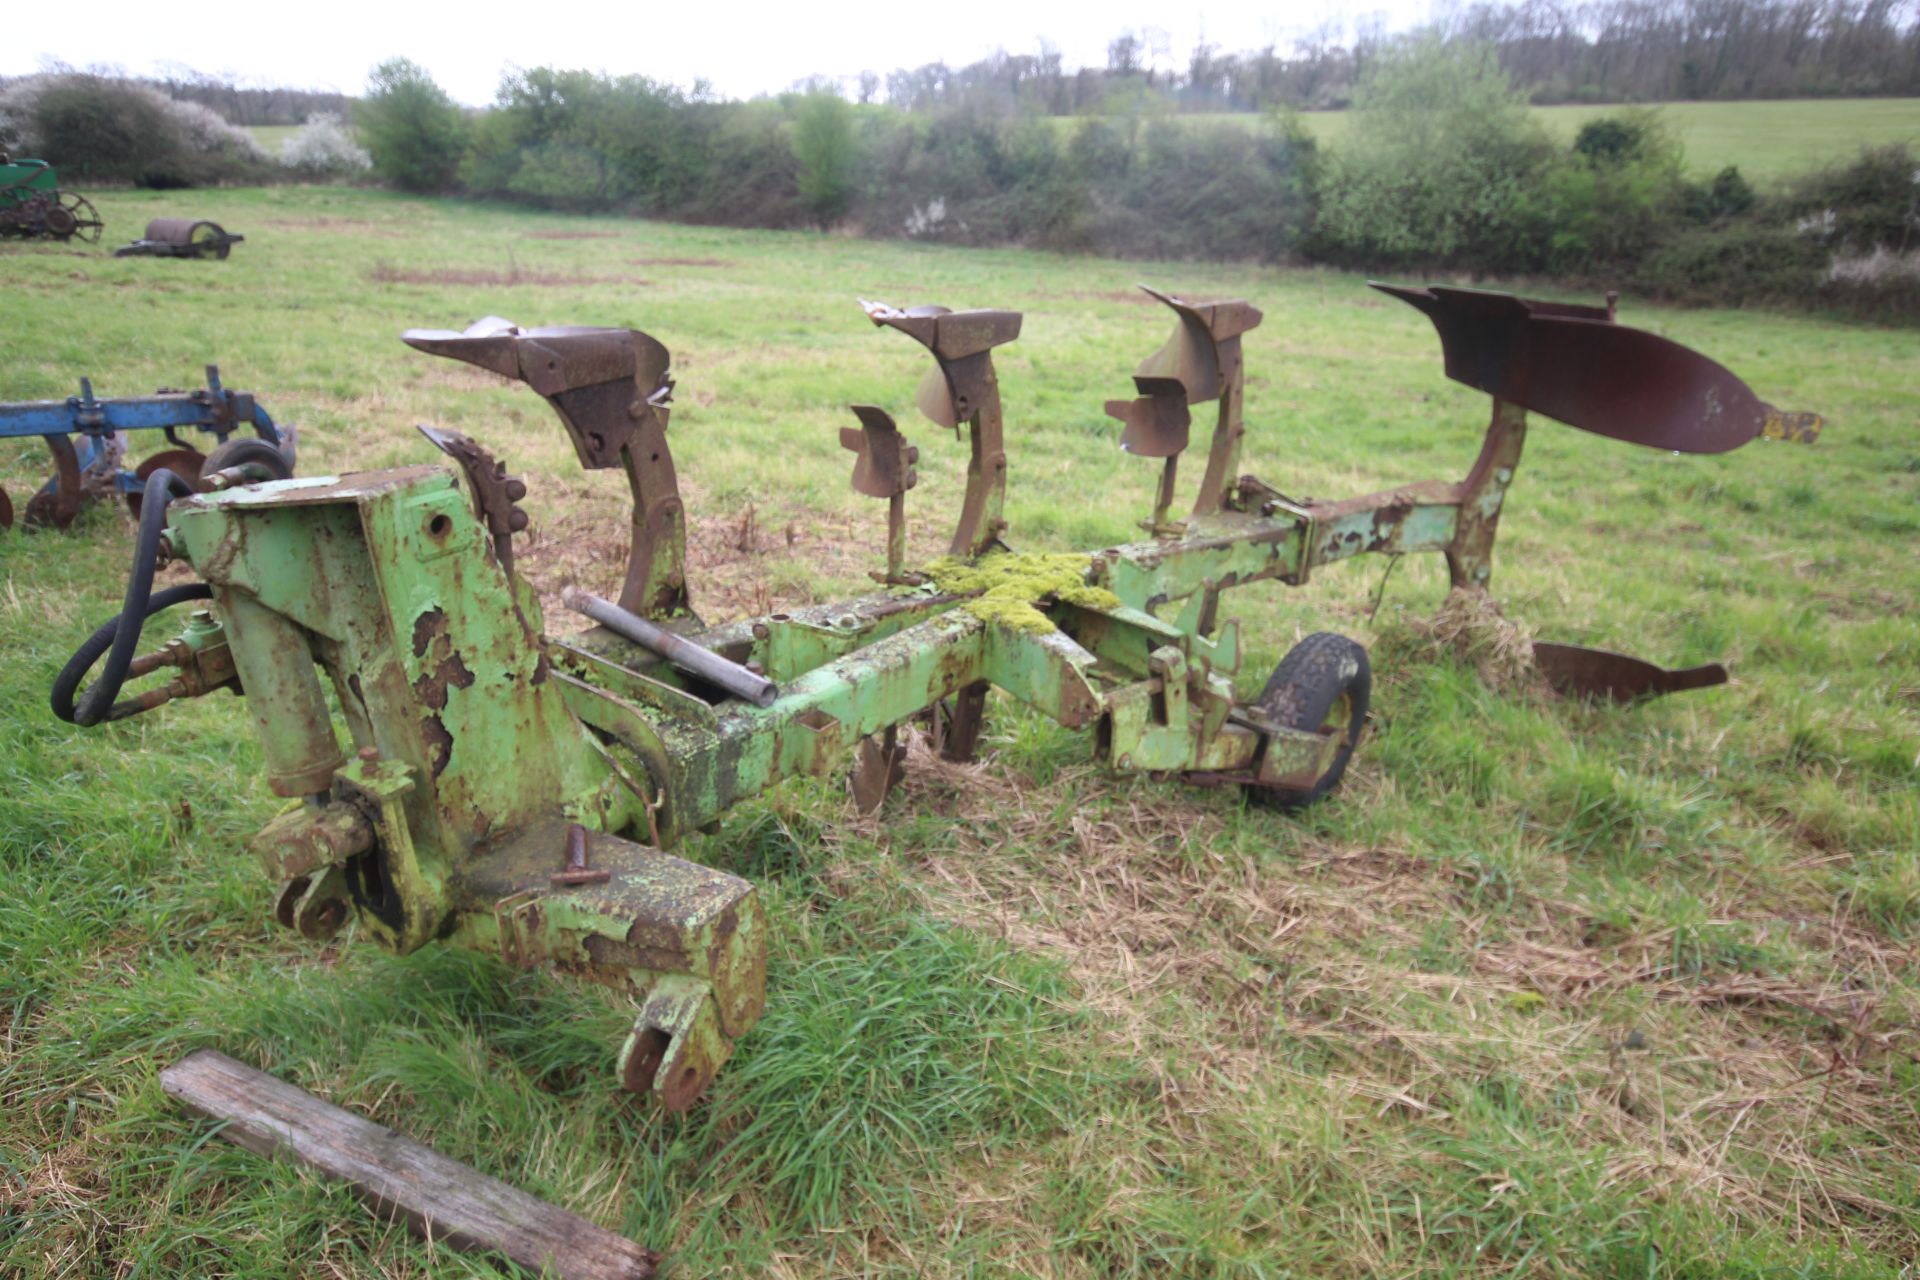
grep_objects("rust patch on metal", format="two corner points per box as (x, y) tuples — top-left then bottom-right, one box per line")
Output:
(420, 716), (455, 777)
(411, 607), (448, 659)
(585, 932), (687, 973)
(409, 608), (474, 778)
(413, 651), (475, 712)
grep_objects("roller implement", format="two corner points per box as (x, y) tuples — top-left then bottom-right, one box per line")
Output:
(115, 217), (246, 260)
(0, 367), (293, 531)
(52, 284), (1820, 1107)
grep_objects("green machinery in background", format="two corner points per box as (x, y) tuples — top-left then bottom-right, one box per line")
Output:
(0, 155), (103, 242)
(53, 286), (1820, 1107)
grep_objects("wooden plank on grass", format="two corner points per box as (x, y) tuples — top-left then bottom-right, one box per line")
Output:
(160, 1048), (657, 1280)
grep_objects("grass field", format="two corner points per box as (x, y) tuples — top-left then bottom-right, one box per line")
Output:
(1131, 97), (1920, 183)
(245, 124), (302, 156)
(2, 186), (1917, 1278)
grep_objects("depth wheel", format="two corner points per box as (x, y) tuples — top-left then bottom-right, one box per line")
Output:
(1244, 632), (1371, 811)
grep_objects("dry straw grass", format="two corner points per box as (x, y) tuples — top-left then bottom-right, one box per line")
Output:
(1378, 585), (1545, 694)
(824, 718), (1919, 1257)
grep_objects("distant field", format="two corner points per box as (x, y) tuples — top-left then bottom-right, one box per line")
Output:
(1097, 97), (1920, 184)
(1312, 97), (1920, 182)
(245, 124), (302, 155)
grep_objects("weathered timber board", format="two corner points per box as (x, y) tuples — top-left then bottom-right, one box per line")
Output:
(159, 1048), (657, 1280)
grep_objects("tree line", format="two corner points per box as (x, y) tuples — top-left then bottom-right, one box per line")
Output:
(349, 44), (1917, 322)
(2, 62), (354, 127)
(5, 31), (1911, 324)
(143, 66), (356, 127)
(871, 0), (1919, 113)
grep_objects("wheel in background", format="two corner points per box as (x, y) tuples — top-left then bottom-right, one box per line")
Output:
(188, 220), (230, 259)
(201, 436), (295, 483)
(53, 192), (104, 243)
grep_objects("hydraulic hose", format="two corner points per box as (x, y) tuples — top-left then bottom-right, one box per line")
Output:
(51, 467), (201, 726)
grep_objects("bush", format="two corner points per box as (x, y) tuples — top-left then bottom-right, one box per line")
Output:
(1081, 114), (1317, 260)
(1633, 222), (1828, 305)
(1629, 147), (1920, 323)
(279, 113), (370, 180)
(357, 58), (466, 193)
(659, 101), (807, 228)
(1312, 37), (1555, 271)
(791, 91), (855, 226)
(0, 73), (265, 187)
(462, 69), (704, 212)
(1680, 165), (1755, 222)
(1571, 113), (1658, 165)
(1538, 110), (1687, 270)
(1778, 143), (1919, 254)
(1821, 246), (1920, 322)
(854, 109), (1313, 261)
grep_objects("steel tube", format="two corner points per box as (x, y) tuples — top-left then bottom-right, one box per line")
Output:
(561, 587), (779, 708)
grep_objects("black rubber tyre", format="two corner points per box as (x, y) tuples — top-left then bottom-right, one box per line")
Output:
(202, 436), (294, 482)
(1245, 632), (1371, 811)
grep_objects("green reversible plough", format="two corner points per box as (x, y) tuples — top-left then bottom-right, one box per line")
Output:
(52, 285), (1821, 1107)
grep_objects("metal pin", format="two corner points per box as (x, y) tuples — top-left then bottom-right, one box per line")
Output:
(551, 823), (611, 887)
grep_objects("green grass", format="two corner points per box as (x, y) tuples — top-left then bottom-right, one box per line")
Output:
(245, 125), (303, 156)
(1166, 97), (1920, 182)
(1523, 97), (1920, 180)
(3, 186), (1918, 1277)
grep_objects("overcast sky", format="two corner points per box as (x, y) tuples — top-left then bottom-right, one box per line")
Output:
(7, 0), (1436, 106)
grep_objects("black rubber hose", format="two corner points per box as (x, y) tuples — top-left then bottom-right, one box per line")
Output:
(50, 583), (213, 724)
(51, 468), (200, 726)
